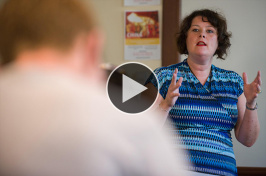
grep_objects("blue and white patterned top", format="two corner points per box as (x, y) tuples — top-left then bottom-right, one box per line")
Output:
(148, 59), (243, 176)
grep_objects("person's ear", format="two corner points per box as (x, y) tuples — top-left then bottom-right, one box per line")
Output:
(82, 28), (105, 80)
(85, 28), (105, 69)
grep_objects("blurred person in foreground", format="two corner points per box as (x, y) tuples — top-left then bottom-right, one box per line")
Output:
(146, 9), (261, 176)
(0, 0), (189, 176)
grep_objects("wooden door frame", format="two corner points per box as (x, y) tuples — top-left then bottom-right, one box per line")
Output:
(162, 0), (181, 66)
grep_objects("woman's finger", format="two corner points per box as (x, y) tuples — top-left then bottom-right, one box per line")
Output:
(171, 68), (178, 85)
(177, 77), (183, 86)
(174, 77), (183, 89)
(171, 92), (180, 97)
(256, 84), (262, 94)
(256, 71), (262, 85)
(242, 72), (248, 85)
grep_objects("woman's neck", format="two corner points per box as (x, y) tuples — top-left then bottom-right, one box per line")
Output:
(187, 57), (212, 85)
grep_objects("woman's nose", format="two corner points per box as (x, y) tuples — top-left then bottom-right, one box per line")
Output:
(199, 34), (205, 38)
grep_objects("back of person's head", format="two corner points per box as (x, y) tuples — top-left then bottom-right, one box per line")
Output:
(0, 0), (97, 66)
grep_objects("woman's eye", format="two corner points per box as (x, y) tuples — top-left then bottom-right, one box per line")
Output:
(192, 29), (199, 32)
(207, 30), (214, 33)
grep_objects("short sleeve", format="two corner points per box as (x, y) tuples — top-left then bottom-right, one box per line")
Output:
(145, 67), (161, 89)
(235, 73), (244, 97)
(145, 67), (174, 99)
(229, 71), (244, 97)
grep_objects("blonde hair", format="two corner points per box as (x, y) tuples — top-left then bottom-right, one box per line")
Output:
(0, 0), (97, 65)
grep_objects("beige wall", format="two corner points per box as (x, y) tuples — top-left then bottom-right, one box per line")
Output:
(181, 0), (266, 167)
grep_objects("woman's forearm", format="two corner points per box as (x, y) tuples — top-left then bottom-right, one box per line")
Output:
(236, 108), (260, 147)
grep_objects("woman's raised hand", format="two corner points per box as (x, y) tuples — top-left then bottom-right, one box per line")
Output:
(243, 71), (262, 107)
(163, 68), (183, 108)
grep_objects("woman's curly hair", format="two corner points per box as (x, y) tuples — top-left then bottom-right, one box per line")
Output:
(176, 9), (232, 60)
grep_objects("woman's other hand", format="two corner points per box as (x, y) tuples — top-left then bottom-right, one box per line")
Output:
(243, 71), (262, 107)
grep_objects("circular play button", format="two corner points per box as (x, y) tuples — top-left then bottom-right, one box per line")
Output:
(107, 62), (158, 114)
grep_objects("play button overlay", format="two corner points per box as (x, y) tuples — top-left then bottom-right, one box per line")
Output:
(107, 62), (158, 114)
(122, 75), (147, 103)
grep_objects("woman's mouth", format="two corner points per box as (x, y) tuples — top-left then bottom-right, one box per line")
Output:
(196, 41), (206, 46)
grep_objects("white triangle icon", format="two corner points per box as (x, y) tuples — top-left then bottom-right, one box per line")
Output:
(122, 74), (147, 103)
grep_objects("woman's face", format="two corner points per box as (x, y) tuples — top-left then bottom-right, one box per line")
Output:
(186, 16), (218, 62)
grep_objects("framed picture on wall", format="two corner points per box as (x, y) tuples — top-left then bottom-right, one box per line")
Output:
(124, 10), (161, 60)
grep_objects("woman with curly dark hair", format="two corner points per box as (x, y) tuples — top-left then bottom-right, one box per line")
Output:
(147, 9), (261, 176)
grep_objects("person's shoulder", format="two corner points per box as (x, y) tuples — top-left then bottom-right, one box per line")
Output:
(212, 65), (243, 81)
(212, 65), (244, 96)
